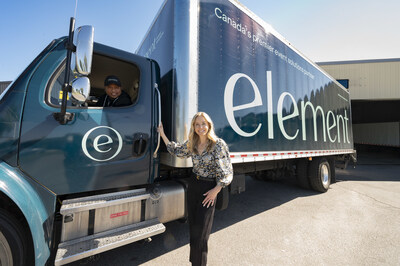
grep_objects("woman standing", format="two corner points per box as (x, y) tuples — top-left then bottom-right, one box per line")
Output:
(158, 112), (233, 266)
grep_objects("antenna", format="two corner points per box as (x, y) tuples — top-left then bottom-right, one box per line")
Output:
(53, 17), (76, 124)
(74, 0), (79, 18)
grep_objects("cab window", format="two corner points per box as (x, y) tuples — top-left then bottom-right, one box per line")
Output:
(47, 53), (140, 108)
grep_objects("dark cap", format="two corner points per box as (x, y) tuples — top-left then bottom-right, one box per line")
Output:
(104, 75), (121, 87)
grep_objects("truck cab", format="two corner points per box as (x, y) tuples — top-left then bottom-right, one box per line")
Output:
(0, 31), (185, 265)
(19, 38), (160, 194)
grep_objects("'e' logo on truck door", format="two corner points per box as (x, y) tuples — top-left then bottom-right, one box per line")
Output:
(82, 126), (123, 162)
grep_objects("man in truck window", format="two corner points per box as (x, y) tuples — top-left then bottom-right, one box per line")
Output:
(96, 75), (132, 107)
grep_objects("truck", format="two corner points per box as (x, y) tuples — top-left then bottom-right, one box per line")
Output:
(0, 0), (355, 265)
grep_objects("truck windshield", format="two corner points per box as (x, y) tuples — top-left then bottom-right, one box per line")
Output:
(47, 64), (77, 107)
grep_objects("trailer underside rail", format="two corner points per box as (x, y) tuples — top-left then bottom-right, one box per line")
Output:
(230, 149), (356, 163)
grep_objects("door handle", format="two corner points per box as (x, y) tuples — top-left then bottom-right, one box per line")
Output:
(133, 133), (148, 157)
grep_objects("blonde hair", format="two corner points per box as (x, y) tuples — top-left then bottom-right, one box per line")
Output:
(188, 112), (218, 154)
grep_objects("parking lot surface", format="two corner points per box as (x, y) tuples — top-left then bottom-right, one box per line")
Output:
(69, 152), (400, 266)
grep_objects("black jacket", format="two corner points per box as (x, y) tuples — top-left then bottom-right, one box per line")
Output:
(96, 90), (132, 107)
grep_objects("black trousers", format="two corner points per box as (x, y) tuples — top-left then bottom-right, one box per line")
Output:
(187, 176), (217, 266)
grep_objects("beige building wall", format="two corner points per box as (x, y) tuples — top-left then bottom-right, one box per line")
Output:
(319, 59), (400, 100)
(318, 59), (400, 148)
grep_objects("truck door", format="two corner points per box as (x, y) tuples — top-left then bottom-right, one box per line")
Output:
(18, 42), (157, 195)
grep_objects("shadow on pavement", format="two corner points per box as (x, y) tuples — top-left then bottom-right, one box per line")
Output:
(67, 150), (400, 265)
(336, 150), (400, 183)
(68, 175), (318, 265)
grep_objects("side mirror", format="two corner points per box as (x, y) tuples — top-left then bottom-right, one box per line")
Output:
(71, 77), (91, 104)
(54, 18), (94, 125)
(74, 26), (94, 76)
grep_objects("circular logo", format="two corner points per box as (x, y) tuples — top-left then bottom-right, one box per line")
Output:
(82, 126), (123, 162)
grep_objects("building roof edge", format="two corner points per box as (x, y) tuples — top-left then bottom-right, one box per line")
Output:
(317, 58), (400, 65)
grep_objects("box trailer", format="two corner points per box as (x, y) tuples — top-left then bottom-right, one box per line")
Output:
(137, 0), (355, 187)
(0, 0), (355, 265)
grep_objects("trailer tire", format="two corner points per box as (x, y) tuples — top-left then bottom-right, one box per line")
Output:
(0, 210), (32, 266)
(296, 159), (310, 189)
(309, 157), (331, 192)
(328, 157), (336, 183)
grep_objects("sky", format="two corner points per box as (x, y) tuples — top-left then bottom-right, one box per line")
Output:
(1, 0), (399, 81)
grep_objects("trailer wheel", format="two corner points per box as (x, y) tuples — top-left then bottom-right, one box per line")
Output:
(328, 157), (336, 183)
(296, 159), (310, 189)
(0, 210), (32, 266)
(309, 157), (331, 192)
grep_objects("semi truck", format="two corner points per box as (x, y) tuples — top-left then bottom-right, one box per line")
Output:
(0, 0), (355, 265)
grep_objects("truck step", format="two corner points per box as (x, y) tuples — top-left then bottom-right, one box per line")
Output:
(60, 188), (149, 214)
(54, 218), (165, 265)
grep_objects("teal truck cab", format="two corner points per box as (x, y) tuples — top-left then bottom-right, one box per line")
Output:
(0, 0), (356, 265)
(0, 20), (183, 265)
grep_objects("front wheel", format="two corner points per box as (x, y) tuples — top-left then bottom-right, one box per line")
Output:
(0, 210), (32, 266)
(308, 157), (331, 193)
(0, 231), (13, 266)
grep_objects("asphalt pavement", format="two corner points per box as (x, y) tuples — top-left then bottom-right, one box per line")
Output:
(69, 151), (400, 266)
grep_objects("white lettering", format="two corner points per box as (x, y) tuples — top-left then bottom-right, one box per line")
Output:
(277, 92), (299, 140)
(327, 111), (337, 142)
(266, 71), (274, 139)
(82, 126), (123, 162)
(223, 71), (351, 145)
(336, 114), (345, 143)
(301, 101), (326, 141)
(215, 7), (222, 18)
(215, 7), (249, 39)
(224, 73), (262, 137)
(344, 110), (350, 143)
(93, 135), (113, 153)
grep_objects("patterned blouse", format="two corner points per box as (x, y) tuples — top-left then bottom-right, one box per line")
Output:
(167, 138), (233, 188)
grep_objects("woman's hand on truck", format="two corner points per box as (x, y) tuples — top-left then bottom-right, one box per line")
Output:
(158, 122), (170, 146)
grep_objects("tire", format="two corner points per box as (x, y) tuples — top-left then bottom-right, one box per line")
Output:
(308, 157), (331, 193)
(328, 157), (336, 183)
(296, 159), (310, 189)
(0, 231), (13, 266)
(0, 210), (33, 266)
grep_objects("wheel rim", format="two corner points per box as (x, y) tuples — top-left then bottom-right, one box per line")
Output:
(0, 231), (13, 266)
(321, 164), (329, 187)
